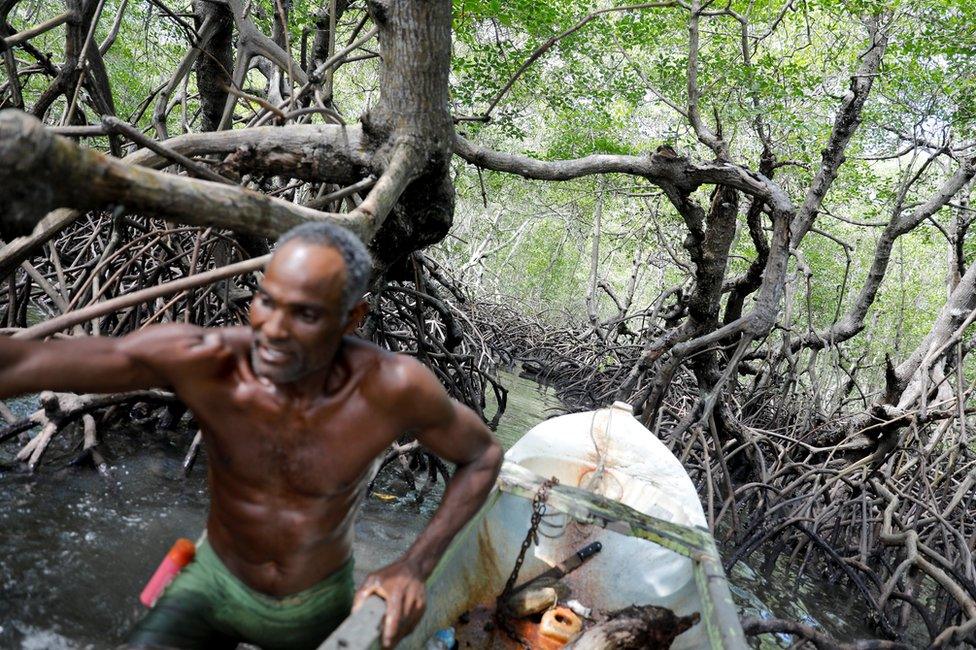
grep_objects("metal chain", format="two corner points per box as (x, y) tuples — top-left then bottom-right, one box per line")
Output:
(495, 476), (559, 648)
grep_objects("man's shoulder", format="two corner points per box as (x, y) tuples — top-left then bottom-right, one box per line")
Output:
(345, 338), (438, 400)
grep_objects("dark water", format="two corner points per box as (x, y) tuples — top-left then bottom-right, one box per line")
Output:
(0, 372), (874, 648)
(728, 555), (879, 648)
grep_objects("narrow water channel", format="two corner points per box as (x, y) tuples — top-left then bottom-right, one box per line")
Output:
(1, 371), (873, 648)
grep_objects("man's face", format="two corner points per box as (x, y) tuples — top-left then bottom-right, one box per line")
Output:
(249, 240), (348, 384)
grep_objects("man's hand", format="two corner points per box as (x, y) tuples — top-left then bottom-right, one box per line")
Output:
(353, 559), (427, 649)
(118, 327), (234, 380)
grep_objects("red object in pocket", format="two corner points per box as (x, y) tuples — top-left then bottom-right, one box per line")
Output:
(140, 538), (196, 608)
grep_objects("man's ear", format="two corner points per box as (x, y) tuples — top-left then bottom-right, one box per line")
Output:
(343, 300), (369, 334)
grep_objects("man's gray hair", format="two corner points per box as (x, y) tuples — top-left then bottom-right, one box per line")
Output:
(274, 221), (372, 314)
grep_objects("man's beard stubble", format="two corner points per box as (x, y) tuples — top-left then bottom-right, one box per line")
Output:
(250, 341), (307, 384)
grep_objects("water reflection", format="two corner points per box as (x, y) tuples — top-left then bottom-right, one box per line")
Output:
(728, 552), (878, 648)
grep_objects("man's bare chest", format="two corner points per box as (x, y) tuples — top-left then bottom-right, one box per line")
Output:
(181, 378), (392, 498)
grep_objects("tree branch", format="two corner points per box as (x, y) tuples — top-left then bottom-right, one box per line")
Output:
(1, 10), (75, 50)
(793, 156), (976, 352)
(1, 111), (430, 248)
(0, 208), (79, 279)
(0, 110), (366, 241)
(453, 134), (794, 217)
(791, 14), (889, 244)
(101, 115), (232, 184)
(153, 12), (219, 139)
(124, 122), (370, 182)
(12, 255), (269, 339)
(686, 0), (728, 159)
(742, 616), (911, 649)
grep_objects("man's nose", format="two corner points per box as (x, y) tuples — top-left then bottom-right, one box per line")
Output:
(262, 309), (289, 340)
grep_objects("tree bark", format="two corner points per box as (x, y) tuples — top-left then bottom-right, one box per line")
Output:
(311, 0), (350, 72)
(585, 185), (605, 340)
(193, 0), (232, 133)
(0, 111), (366, 241)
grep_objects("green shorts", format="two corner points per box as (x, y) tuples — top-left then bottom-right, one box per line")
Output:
(127, 541), (354, 649)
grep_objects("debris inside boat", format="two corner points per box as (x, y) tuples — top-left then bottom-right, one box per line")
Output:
(448, 599), (701, 649)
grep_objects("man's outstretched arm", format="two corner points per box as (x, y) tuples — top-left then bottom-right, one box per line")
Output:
(354, 355), (503, 648)
(0, 324), (229, 399)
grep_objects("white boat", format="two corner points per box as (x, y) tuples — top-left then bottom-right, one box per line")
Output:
(323, 401), (746, 649)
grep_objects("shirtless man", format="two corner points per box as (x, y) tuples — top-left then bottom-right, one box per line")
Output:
(0, 222), (503, 649)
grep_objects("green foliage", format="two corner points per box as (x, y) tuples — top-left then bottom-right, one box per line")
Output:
(3, 0), (973, 369)
(441, 0), (976, 378)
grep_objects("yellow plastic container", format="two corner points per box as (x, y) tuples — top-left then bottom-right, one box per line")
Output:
(539, 606), (582, 643)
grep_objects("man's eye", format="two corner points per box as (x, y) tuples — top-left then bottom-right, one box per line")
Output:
(299, 311), (320, 322)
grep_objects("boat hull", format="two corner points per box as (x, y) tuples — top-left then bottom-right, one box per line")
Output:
(401, 403), (708, 649)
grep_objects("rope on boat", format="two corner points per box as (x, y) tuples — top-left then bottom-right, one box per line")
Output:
(535, 408), (616, 542)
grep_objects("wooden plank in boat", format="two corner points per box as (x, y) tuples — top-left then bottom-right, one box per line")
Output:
(318, 594), (384, 650)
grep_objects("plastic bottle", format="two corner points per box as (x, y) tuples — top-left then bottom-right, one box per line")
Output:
(424, 626), (457, 650)
(140, 538), (196, 607)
